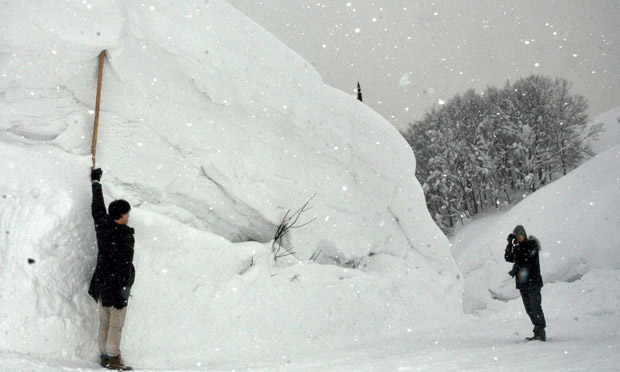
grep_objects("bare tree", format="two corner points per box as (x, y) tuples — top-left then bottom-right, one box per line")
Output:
(272, 194), (317, 261)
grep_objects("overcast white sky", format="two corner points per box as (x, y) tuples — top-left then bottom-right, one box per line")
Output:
(227, 0), (620, 131)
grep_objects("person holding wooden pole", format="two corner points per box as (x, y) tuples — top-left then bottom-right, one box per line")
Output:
(89, 168), (135, 370)
(88, 50), (135, 371)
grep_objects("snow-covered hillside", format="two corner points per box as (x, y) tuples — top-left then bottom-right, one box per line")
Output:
(0, 0), (461, 369)
(452, 108), (620, 313)
(589, 107), (620, 155)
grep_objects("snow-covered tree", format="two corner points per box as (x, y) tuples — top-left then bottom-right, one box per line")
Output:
(403, 75), (601, 231)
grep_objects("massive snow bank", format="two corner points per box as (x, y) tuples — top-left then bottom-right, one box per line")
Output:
(0, 0), (461, 367)
(0, 0), (449, 264)
(0, 144), (96, 357)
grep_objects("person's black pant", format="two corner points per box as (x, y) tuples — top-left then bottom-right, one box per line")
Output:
(520, 286), (546, 333)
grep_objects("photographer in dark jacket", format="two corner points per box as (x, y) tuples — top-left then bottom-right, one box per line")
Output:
(89, 168), (135, 370)
(505, 225), (546, 342)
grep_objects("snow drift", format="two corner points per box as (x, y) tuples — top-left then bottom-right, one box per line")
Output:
(0, 0), (461, 368)
(452, 108), (620, 313)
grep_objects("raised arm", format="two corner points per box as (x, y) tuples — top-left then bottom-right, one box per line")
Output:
(91, 168), (107, 226)
(504, 234), (516, 263)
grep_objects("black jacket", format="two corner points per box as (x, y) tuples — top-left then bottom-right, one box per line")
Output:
(504, 237), (543, 290)
(88, 182), (135, 309)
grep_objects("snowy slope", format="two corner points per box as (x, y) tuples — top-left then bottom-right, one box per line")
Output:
(0, 0), (461, 368)
(589, 106), (620, 155)
(451, 108), (620, 313)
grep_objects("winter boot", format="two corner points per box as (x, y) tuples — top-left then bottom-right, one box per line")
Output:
(105, 355), (133, 371)
(100, 354), (110, 367)
(526, 330), (546, 342)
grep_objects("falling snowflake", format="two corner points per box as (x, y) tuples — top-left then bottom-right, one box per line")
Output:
(399, 73), (411, 86)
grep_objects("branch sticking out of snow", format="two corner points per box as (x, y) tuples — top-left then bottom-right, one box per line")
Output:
(272, 194), (317, 261)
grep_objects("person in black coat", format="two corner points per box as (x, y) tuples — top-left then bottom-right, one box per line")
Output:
(89, 168), (135, 370)
(505, 225), (546, 341)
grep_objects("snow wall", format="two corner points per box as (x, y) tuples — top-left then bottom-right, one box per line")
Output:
(452, 108), (620, 313)
(0, 0), (462, 368)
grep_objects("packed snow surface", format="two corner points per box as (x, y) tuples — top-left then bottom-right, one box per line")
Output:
(1, 266), (619, 370)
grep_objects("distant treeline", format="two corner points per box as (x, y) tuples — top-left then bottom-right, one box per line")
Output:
(402, 75), (602, 232)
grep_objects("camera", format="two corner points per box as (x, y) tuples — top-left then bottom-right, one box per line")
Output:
(507, 233), (517, 244)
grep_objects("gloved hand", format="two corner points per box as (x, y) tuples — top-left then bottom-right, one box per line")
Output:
(91, 168), (103, 182)
(508, 267), (517, 277)
(507, 233), (517, 244)
(115, 286), (132, 309)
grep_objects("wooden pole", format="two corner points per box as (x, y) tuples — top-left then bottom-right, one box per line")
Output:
(91, 50), (106, 169)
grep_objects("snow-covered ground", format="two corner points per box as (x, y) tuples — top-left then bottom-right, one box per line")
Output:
(1, 0), (619, 371)
(2, 291), (619, 371)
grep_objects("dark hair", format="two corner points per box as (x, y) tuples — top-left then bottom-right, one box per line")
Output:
(109, 199), (131, 220)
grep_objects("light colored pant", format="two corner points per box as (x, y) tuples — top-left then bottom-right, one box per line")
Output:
(98, 300), (128, 357)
